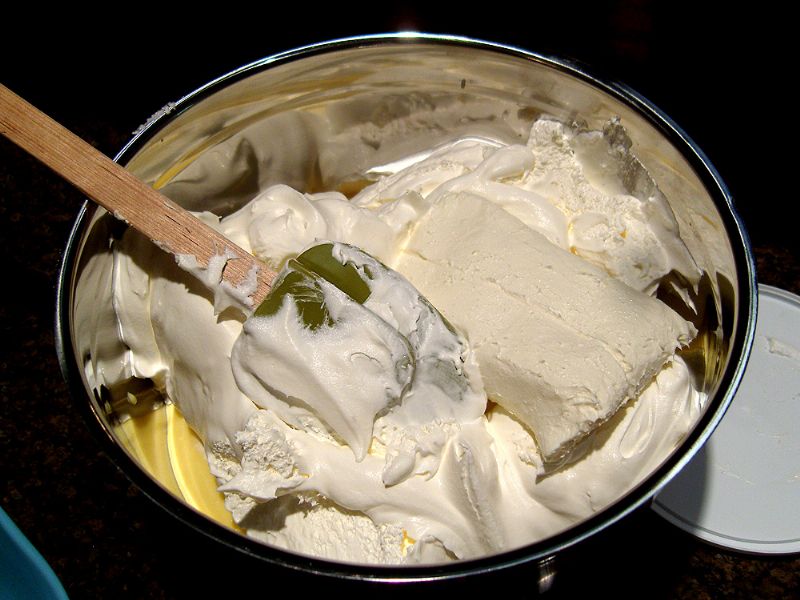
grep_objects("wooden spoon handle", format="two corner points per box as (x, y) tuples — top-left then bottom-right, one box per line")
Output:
(0, 83), (275, 307)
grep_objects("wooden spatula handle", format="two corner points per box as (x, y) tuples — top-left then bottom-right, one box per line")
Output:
(0, 83), (274, 306)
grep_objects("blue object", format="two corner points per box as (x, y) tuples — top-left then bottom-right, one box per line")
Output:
(0, 506), (68, 599)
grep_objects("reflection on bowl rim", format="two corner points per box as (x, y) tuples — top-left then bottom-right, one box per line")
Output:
(54, 33), (757, 582)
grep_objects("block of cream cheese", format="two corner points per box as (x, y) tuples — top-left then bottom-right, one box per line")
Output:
(395, 191), (696, 461)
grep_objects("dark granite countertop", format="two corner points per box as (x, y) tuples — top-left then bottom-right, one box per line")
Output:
(2, 5), (798, 598)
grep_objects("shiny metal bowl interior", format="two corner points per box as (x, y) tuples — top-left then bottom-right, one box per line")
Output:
(56, 34), (756, 581)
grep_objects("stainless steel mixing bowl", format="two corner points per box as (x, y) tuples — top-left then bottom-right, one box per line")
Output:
(55, 34), (756, 582)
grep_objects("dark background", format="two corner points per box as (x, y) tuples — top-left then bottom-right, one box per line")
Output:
(2, 2), (793, 256)
(2, 2), (798, 598)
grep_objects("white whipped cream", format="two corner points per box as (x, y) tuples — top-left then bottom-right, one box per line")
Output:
(231, 242), (486, 486)
(107, 117), (705, 564)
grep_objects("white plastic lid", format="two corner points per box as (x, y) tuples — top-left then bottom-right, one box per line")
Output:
(653, 284), (800, 554)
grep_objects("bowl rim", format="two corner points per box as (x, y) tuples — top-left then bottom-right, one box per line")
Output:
(54, 32), (758, 582)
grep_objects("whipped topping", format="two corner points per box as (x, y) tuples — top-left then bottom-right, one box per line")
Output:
(105, 117), (705, 564)
(232, 242), (486, 485)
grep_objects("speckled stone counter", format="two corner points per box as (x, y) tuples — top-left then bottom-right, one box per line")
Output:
(2, 7), (798, 598)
